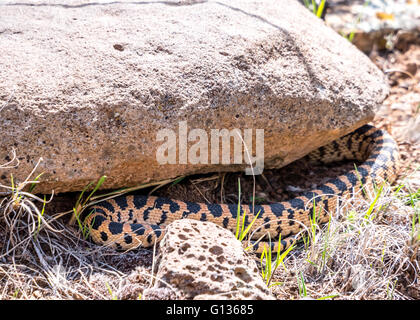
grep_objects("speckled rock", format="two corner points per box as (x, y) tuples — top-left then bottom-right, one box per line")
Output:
(142, 219), (275, 300)
(0, 0), (388, 193)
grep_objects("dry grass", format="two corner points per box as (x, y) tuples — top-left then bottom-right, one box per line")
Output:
(0, 205), (155, 300)
(0, 152), (187, 300)
(0, 153), (155, 299)
(0, 147), (418, 299)
(269, 173), (419, 300)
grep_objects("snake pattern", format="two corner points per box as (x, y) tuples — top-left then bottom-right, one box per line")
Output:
(84, 124), (399, 253)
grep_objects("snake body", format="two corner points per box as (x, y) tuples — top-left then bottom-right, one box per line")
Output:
(85, 124), (399, 252)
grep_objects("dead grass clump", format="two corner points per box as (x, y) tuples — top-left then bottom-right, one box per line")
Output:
(0, 154), (156, 300)
(270, 176), (419, 300)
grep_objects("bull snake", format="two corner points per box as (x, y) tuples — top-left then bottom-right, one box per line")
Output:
(84, 124), (399, 253)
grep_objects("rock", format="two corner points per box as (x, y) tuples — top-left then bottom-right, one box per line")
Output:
(0, 0), (388, 194)
(142, 219), (275, 300)
(404, 116), (420, 145)
(405, 62), (417, 78)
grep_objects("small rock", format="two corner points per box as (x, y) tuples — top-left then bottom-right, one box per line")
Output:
(286, 185), (303, 192)
(113, 44), (124, 51)
(403, 116), (420, 144)
(350, 264), (367, 290)
(142, 219), (275, 300)
(405, 62), (417, 77)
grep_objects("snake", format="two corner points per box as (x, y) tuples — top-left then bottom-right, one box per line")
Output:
(84, 124), (399, 253)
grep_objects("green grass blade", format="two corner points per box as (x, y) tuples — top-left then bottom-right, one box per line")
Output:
(171, 176), (185, 186)
(235, 178), (242, 240)
(29, 172), (44, 193)
(75, 181), (93, 210)
(34, 195), (47, 239)
(364, 183), (383, 221)
(299, 272), (307, 297)
(83, 175), (107, 206)
(316, 0), (326, 18)
(311, 0), (317, 14)
(239, 209), (261, 241)
(266, 242), (272, 285)
(260, 246), (267, 278)
(354, 164), (368, 197)
(276, 243), (295, 272)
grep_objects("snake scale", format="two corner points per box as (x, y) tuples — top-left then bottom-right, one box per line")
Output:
(84, 124), (399, 253)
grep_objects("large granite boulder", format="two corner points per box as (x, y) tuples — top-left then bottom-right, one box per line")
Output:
(0, 0), (388, 193)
